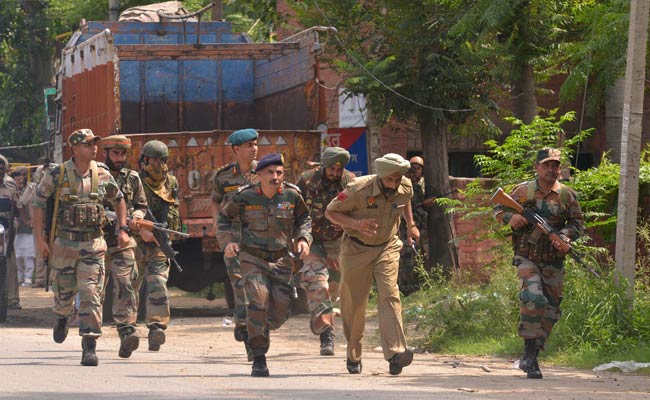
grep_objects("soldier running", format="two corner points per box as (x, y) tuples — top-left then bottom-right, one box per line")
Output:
(296, 147), (355, 356)
(32, 129), (130, 366)
(217, 153), (312, 377)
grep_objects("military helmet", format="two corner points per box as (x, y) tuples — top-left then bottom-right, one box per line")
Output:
(141, 140), (169, 158)
(102, 135), (132, 150)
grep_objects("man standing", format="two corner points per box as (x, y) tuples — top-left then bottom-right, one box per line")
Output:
(398, 156), (428, 295)
(0, 155), (19, 310)
(210, 128), (258, 358)
(325, 153), (419, 376)
(32, 129), (129, 366)
(134, 140), (181, 352)
(27, 161), (53, 288)
(296, 146), (355, 356)
(492, 148), (584, 379)
(13, 167), (35, 287)
(101, 135), (150, 358)
(217, 153), (312, 377)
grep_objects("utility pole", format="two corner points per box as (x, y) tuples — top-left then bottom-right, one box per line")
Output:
(615, 0), (649, 300)
(108, 0), (120, 22)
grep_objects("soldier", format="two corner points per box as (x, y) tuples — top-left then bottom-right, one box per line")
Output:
(398, 156), (428, 295)
(217, 153), (312, 377)
(28, 161), (53, 288)
(100, 135), (150, 358)
(296, 147), (355, 356)
(210, 128), (258, 358)
(134, 140), (181, 352)
(492, 148), (584, 379)
(0, 155), (19, 309)
(32, 129), (130, 366)
(325, 153), (419, 375)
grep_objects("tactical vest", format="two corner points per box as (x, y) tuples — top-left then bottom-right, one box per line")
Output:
(57, 160), (105, 241)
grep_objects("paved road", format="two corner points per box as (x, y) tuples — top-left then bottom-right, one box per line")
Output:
(1, 287), (649, 399)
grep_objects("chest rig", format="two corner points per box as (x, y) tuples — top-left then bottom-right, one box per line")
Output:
(58, 160), (105, 241)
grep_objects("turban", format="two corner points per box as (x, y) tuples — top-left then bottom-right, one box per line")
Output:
(374, 153), (410, 178)
(321, 147), (350, 168)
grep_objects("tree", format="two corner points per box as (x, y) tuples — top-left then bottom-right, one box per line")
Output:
(295, 0), (492, 273)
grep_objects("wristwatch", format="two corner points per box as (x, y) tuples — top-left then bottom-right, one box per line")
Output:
(118, 225), (129, 233)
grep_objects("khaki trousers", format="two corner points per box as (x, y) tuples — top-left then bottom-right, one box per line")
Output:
(340, 235), (407, 362)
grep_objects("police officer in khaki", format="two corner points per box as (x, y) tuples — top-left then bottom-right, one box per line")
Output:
(325, 153), (419, 375)
(32, 129), (129, 366)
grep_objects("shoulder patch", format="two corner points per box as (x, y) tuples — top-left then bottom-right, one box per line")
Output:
(237, 183), (255, 193)
(283, 182), (302, 194)
(336, 191), (348, 201)
(215, 163), (235, 176)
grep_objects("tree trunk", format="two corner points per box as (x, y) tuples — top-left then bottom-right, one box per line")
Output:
(512, 63), (538, 124)
(605, 77), (626, 163)
(419, 113), (457, 275)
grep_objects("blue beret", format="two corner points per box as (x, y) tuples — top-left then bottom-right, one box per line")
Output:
(255, 153), (284, 172)
(228, 128), (259, 146)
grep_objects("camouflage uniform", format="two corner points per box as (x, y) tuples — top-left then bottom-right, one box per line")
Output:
(398, 177), (427, 294)
(211, 161), (257, 331)
(33, 159), (124, 337)
(0, 166), (19, 308)
(134, 172), (180, 332)
(296, 167), (355, 336)
(102, 167), (148, 339)
(493, 179), (584, 349)
(217, 181), (312, 358)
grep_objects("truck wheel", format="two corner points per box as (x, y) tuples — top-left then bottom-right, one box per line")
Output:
(223, 275), (235, 311)
(0, 257), (8, 322)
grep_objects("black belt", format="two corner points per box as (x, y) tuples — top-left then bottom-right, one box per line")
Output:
(347, 235), (388, 248)
(241, 246), (288, 261)
(57, 230), (102, 242)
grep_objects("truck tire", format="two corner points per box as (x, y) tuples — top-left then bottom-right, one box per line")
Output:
(0, 257), (8, 323)
(223, 275), (235, 310)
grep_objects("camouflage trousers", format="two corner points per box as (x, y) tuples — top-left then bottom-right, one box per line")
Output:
(134, 243), (170, 329)
(50, 236), (106, 337)
(102, 237), (138, 334)
(240, 251), (293, 357)
(514, 255), (565, 349)
(298, 239), (340, 335)
(225, 254), (247, 328)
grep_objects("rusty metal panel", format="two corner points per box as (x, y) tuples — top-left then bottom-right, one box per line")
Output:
(254, 82), (319, 130)
(115, 43), (301, 60)
(58, 30), (120, 159)
(124, 130), (321, 238)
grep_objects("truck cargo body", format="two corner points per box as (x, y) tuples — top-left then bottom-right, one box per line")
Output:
(54, 20), (325, 292)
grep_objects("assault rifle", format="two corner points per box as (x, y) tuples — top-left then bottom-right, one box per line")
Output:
(490, 188), (600, 278)
(105, 210), (188, 273)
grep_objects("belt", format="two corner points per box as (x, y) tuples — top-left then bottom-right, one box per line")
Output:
(57, 230), (102, 242)
(347, 235), (388, 248)
(241, 246), (288, 262)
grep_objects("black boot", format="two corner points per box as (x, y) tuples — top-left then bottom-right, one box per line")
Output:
(118, 329), (140, 359)
(251, 355), (269, 377)
(346, 358), (362, 374)
(319, 327), (335, 356)
(519, 339), (543, 378)
(81, 337), (99, 366)
(53, 317), (69, 344)
(389, 349), (414, 375)
(148, 325), (166, 351)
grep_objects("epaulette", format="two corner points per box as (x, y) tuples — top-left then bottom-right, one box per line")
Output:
(237, 183), (255, 193)
(215, 163), (235, 177)
(283, 182), (302, 194)
(96, 161), (110, 171)
(352, 175), (374, 191)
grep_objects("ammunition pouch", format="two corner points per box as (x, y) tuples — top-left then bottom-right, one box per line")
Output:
(60, 202), (105, 230)
(513, 230), (564, 263)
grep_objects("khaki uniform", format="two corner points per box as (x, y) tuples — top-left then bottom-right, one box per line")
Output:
(326, 174), (413, 362)
(211, 162), (257, 328)
(102, 168), (148, 336)
(33, 160), (123, 337)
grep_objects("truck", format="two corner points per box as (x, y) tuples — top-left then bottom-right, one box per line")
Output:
(51, 10), (329, 307)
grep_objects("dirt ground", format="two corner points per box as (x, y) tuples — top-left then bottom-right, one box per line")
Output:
(1, 286), (649, 400)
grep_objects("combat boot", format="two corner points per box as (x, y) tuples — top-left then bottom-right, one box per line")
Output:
(81, 336), (99, 366)
(389, 349), (414, 375)
(519, 339), (539, 373)
(53, 317), (69, 344)
(319, 327), (335, 356)
(346, 358), (362, 374)
(148, 325), (166, 351)
(251, 355), (269, 377)
(118, 330), (140, 359)
(527, 360), (543, 379)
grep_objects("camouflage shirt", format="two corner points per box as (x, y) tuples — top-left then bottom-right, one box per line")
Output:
(141, 173), (181, 232)
(326, 174), (413, 245)
(493, 179), (585, 262)
(211, 162), (258, 207)
(0, 174), (18, 231)
(217, 182), (313, 252)
(296, 167), (355, 242)
(104, 168), (148, 219)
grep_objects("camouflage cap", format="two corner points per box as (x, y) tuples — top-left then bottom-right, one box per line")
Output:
(536, 148), (561, 164)
(255, 152), (284, 172)
(141, 140), (169, 158)
(101, 134), (132, 150)
(68, 128), (101, 146)
(321, 146), (350, 168)
(228, 128), (259, 146)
